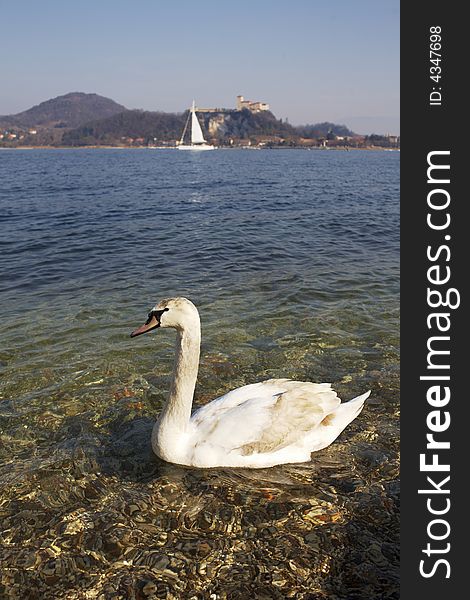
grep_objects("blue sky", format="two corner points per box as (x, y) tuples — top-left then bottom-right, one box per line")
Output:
(0, 0), (399, 134)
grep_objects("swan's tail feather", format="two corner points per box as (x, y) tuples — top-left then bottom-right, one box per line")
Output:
(307, 390), (370, 453)
(329, 390), (370, 430)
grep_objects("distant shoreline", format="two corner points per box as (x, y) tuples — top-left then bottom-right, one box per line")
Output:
(0, 145), (399, 152)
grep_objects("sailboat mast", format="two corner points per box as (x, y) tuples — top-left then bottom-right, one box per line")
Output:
(179, 109), (191, 145)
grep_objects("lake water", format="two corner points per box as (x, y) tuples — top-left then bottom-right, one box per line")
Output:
(0, 148), (399, 599)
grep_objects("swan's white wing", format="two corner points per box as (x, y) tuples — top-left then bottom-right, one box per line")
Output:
(190, 379), (341, 456)
(192, 379), (291, 422)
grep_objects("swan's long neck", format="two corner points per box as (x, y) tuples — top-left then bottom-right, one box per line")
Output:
(158, 322), (200, 434)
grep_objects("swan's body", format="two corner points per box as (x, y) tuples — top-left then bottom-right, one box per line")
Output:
(131, 297), (369, 469)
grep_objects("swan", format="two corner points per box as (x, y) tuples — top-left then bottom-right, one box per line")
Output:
(130, 297), (370, 469)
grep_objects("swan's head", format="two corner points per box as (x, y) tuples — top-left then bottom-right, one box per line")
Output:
(130, 297), (199, 337)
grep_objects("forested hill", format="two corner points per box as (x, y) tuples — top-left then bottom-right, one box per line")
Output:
(296, 122), (356, 138)
(0, 93), (126, 129)
(1, 91), (362, 146)
(61, 108), (355, 146)
(62, 110), (187, 145)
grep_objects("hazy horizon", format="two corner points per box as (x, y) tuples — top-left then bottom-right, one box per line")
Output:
(0, 0), (399, 135)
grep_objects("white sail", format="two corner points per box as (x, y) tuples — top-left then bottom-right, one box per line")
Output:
(177, 100), (214, 150)
(191, 105), (206, 144)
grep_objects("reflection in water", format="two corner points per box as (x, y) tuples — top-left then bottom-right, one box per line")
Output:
(0, 149), (399, 598)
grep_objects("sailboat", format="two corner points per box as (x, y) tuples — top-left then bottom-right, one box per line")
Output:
(177, 101), (215, 150)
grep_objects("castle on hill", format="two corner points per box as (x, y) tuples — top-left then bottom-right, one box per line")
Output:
(196, 95), (270, 114)
(236, 95), (270, 113)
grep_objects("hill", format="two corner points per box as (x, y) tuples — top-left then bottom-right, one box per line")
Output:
(296, 122), (355, 138)
(61, 108), (299, 146)
(62, 109), (186, 146)
(1, 92), (373, 147)
(0, 92), (126, 129)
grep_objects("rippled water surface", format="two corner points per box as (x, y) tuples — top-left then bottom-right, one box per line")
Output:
(0, 149), (399, 599)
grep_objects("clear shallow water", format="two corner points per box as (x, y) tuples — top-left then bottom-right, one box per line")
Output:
(0, 149), (399, 599)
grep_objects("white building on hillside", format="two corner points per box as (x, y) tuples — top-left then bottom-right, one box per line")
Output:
(236, 95), (269, 112)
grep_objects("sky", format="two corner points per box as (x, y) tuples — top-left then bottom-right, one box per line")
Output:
(0, 0), (399, 134)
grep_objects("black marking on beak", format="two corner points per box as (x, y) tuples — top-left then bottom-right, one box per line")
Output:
(147, 307), (169, 324)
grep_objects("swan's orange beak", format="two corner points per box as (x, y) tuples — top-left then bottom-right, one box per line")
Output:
(130, 314), (159, 338)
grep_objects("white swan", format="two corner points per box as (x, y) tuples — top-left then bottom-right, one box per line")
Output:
(131, 297), (370, 468)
